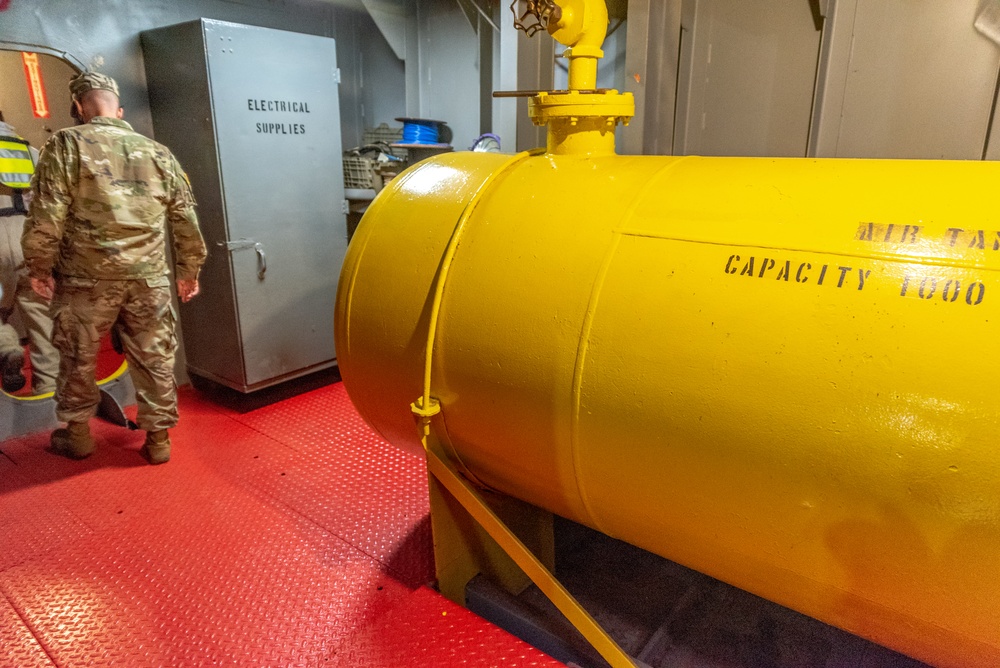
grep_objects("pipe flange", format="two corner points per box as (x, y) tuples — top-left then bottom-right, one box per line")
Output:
(528, 89), (635, 127)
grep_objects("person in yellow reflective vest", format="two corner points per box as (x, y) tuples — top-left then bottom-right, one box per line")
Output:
(0, 113), (58, 394)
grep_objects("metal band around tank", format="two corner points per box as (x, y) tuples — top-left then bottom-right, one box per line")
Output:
(412, 149), (539, 481)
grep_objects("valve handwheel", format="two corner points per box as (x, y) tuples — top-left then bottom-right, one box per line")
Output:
(510, 0), (561, 37)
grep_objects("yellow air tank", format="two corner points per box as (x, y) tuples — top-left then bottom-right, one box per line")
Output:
(335, 2), (1000, 666)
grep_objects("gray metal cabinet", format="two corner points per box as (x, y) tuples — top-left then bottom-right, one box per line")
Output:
(142, 19), (346, 392)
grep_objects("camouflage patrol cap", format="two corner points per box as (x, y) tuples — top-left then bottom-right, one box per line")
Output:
(69, 71), (120, 100)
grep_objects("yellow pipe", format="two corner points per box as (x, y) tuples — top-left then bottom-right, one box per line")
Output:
(548, 0), (608, 90)
(527, 0), (632, 157)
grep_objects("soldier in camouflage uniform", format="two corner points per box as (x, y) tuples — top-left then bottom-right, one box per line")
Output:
(22, 72), (207, 464)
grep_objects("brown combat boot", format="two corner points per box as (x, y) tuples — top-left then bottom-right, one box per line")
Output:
(1, 348), (25, 393)
(141, 430), (171, 465)
(50, 421), (96, 459)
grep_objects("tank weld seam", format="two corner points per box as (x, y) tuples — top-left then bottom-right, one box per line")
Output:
(697, 546), (993, 657)
(617, 233), (1000, 272)
(569, 156), (695, 534)
(415, 151), (537, 488)
(784, 574), (993, 654)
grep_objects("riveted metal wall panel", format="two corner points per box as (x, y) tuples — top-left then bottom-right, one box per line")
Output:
(142, 19), (347, 391)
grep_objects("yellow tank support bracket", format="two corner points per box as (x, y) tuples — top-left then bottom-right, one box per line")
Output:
(417, 418), (639, 668)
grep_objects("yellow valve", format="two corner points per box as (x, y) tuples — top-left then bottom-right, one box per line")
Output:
(509, 0), (633, 155)
(510, 0), (560, 37)
(511, 0), (608, 89)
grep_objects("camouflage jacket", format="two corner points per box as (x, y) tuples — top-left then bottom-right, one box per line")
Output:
(21, 117), (207, 281)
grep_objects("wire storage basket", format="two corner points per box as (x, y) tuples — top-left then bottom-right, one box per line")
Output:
(343, 154), (378, 190)
(343, 128), (408, 191)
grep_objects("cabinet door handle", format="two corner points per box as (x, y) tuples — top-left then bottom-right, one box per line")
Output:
(218, 238), (267, 280)
(253, 242), (267, 280)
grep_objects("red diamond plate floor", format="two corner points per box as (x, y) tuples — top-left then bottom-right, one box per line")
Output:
(0, 380), (563, 668)
(329, 586), (566, 667)
(0, 593), (53, 668)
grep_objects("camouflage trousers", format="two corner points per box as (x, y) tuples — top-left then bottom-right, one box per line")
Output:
(51, 277), (178, 431)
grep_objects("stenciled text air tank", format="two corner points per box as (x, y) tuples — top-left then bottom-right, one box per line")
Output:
(335, 2), (1000, 666)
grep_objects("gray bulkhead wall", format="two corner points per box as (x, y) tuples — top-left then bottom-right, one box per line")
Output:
(362, 0), (484, 152)
(622, 0), (1000, 160)
(414, 0), (481, 151)
(404, 0), (1000, 160)
(672, 0), (821, 157)
(368, 0), (564, 155)
(356, 12), (407, 142)
(810, 0), (1000, 160)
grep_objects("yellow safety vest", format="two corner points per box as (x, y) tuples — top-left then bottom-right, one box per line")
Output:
(0, 135), (34, 190)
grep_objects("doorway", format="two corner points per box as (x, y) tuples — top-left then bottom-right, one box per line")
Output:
(0, 47), (127, 416)
(0, 49), (76, 148)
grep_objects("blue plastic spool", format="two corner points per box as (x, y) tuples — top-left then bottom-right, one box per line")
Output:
(401, 119), (440, 145)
